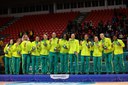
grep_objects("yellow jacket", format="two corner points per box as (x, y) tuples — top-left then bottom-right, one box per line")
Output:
(4, 44), (13, 58)
(68, 39), (79, 54)
(12, 43), (21, 57)
(79, 44), (82, 52)
(49, 38), (59, 53)
(100, 37), (112, 53)
(21, 40), (31, 54)
(59, 39), (68, 54)
(112, 39), (125, 55)
(31, 41), (40, 56)
(40, 40), (50, 55)
(92, 41), (103, 57)
(81, 40), (92, 56)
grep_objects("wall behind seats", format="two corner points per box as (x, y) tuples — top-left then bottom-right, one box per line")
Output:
(56, 5), (126, 13)
(0, 0), (126, 17)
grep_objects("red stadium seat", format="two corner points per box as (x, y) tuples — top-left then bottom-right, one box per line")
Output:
(1, 12), (79, 42)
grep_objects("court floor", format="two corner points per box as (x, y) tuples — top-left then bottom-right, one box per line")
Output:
(0, 82), (128, 85)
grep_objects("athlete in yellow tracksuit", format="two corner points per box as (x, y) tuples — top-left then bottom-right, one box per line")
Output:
(59, 34), (68, 73)
(100, 33), (113, 74)
(68, 34), (79, 74)
(92, 36), (103, 74)
(40, 34), (50, 74)
(79, 41), (82, 74)
(31, 36), (41, 74)
(11, 38), (21, 74)
(112, 35), (125, 73)
(49, 32), (59, 74)
(21, 34), (31, 74)
(80, 34), (92, 74)
(4, 39), (14, 74)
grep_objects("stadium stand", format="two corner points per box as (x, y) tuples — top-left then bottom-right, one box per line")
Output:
(0, 8), (128, 43)
(0, 17), (12, 27)
(83, 8), (128, 26)
(0, 12), (79, 43)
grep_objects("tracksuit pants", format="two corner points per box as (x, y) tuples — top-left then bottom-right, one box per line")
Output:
(80, 56), (90, 74)
(69, 54), (78, 74)
(93, 57), (102, 74)
(60, 53), (68, 73)
(4, 57), (12, 74)
(40, 55), (49, 74)
(22, 54), (30, 74)
(104, 52), (113, 73)
(12, 57), (20, 74)
(31, 55), (40, 74)
(114, 54), (125, 73)
(49, 52), (58, 74)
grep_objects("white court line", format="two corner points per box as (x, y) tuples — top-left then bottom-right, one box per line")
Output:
(95, 82), (128, 85)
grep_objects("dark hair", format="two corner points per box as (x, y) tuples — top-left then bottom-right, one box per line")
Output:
(62, 33), (68, 40)
(93, 36), (98, 40)
(71, 33), (75, 35)
(42, 33), (48, 40)
(35, 35), (40, 39)
(113, 35), (118, 38)
(8, 39), (14, 46)
(84, 34), (90, 43)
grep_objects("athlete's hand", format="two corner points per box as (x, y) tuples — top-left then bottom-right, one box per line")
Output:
(74, 51), (78, 56)
(117, 42), (121, 46)
(7, 47), (10, 50)
(16, 43), (19, 46)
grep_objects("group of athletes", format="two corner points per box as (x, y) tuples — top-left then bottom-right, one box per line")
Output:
(4, 32), (125, 74)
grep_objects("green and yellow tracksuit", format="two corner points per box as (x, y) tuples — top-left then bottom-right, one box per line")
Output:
(80, 40), (92, 74)
(78, 44), (82, 73)
(101, 37), (113, 73)
(49, 38), (59, 74)
(11, 43), (21, 74)
(92, 41), (103, 74)
(31, 41), (41, 74)
(68, 39), (79, 74)
(40, 39), (50, 74)
(59, 39), (68, 73)
(21, 40), (31, 74)
(4, 44), (13, 74)
(113, 39), (125, 73)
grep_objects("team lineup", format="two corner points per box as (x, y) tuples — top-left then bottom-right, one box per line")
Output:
(4, 32), (125, 75)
